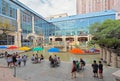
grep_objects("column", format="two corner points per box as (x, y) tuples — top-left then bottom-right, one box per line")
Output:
(17, 9), (22, 47)
(112, 52), (117, 68)
(106, 49), (111, 65)
(32, 15), (35, 34)
(102, 48), (107, 62)
(100, 47), (103, 60)
(63, 37), (67, 52)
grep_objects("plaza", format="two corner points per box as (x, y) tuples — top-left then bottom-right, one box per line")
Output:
(0, 0), (120, 81)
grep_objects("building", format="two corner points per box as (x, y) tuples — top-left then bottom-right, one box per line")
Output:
(48, 10), (120, 68)
(76, 0), (120, 14)
(48, 10), (116, 51)
(0, 0), (55, 47)
(46, 13), (68, 20)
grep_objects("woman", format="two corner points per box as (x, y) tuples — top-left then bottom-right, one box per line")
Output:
(71, 60), (77, 78)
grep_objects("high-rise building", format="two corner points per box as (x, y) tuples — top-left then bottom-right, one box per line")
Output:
(76, 0), (120, 14)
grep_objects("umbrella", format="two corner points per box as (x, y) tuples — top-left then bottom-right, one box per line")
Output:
(19, 46), (31, 51)
(69, 48), (84, 54)
(0, 46), (7, 49)
(48, 47), (60, 52)
(7, 45), (18, 49)
(32, 47), (44, 51)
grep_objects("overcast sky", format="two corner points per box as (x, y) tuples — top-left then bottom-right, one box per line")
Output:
(19, 0), (76, 17)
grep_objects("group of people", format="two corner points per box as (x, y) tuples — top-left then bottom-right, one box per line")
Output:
(6, 52), (27, 67)
(71, 59), (103, 79)
(92, 60), (103, 79)
(31, 54), (44, 63)
(71, 58), (86, 78)
(49, 55), (61, 67)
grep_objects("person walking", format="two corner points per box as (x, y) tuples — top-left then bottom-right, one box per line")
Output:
(98, 61), (103, 79)
(71, 60), (77, 78)
(92, 60), (98, 77)
(22, 55), (27, 66)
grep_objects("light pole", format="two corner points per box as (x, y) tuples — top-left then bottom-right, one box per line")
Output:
(13, 66), (16, 77)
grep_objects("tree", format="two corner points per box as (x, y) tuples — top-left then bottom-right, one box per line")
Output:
(89, 19), (120, 49)
(0, 20), (16, 45)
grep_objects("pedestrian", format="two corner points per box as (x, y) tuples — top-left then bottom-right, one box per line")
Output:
(80, 58), (85, 70)
(98, 61), (103, 79)
(40, 54), (44, 62)
(22, 55), (27, 66)
(17, 56), (22, 67)
(71, 60), (77, 78)
(92, 60), (98, 77)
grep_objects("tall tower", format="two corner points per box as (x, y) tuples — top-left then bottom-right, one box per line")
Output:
(76, 0), (120, 15)
(76, 0), (81, 14)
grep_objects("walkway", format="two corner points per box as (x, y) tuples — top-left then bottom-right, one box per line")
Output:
(0, 58), (119, 81)
(13, 60), (119, 81)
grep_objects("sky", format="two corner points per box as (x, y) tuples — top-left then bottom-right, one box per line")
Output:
(19, 0), (76, 17)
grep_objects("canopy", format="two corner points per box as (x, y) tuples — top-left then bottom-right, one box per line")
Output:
(69, 48), (84, 54)
(32, 47), (44, 51)
(48, 47), (60, 52)
(0, 46), (7, 49)
(19, 46), (31, 51)
(7, 45), (18, 49)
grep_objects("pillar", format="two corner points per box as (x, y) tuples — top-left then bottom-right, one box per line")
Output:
(102, 48), (107, 62)
(17, 9), (22, 47)
(112, 52), (117, 68)
(106, 49), (111, 65)
(32, 15), (35, 34)
(100, 47), (103, 60)
(63, 37), (67, 52)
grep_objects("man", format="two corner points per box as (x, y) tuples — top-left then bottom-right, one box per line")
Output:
(92, 60), (98, 77)
(98, 61), (103, 79)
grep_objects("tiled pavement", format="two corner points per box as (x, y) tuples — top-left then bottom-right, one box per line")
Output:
(0, 58), (119, 81)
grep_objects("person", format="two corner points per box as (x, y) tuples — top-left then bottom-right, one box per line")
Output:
(57, 57), (61, 64)
(6, 54), (12, 67)
(54, 55), (58, 62)
(71, 60), (77, 78)
(35, 54), (39, 63)
(12, 53), (17, 66)
(92, 60), (98, 77)
(40, 54), (44, 62)
(49, 55), (54, 66)
(80, 58), (85, 70)
(76, 60), (80, 72)
(31, 54), (35, 61)
(98, 61), (103, 79)
(22, 55), (27, 66)
(17, 56), (22, 67)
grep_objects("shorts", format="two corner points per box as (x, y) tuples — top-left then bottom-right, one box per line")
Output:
(72, 67), (76, 73)
(93, 70), (98, 73)
(99, 70), (103, 73)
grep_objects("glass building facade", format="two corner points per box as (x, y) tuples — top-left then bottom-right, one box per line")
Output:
(49, 10), (116, 36)
(0, 0), (56, 46)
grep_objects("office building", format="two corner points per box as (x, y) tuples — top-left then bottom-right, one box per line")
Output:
(0, 0), (55, 47)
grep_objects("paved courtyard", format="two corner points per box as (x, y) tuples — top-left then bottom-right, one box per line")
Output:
(0, 59), (119, 81)
(0, 58), (119, 81)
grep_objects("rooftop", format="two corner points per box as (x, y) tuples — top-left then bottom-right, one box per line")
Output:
(48, 10), (116, 22)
